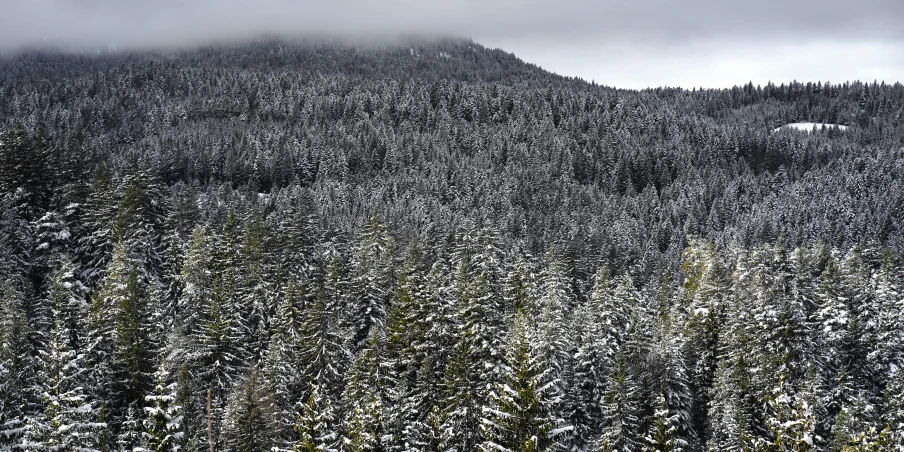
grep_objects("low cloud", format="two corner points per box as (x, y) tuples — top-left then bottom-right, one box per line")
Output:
(2, 0), (901, 88)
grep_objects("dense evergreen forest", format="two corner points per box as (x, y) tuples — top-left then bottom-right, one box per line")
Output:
(1, 38), (903, 451)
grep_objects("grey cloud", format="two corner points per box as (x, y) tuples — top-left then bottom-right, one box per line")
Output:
(1, 0), (901, 88)
(2, 0), (903, 51)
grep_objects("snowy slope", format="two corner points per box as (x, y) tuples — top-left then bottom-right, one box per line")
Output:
(773, 122), (849, 133)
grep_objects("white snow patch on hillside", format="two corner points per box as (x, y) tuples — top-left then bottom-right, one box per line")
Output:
(773, 122), (849, 133)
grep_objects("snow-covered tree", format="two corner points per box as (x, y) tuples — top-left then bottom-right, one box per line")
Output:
(142, 367), (184, 452)
(293, 383), (339, 452)
(479, 312), (569, 452)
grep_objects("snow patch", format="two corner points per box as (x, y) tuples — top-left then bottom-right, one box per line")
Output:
(773, 122), (849, 133)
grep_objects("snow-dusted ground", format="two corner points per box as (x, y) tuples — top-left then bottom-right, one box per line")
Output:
(773, 122), (849, 133)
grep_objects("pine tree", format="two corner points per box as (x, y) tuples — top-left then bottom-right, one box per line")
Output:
(759, 376), (818, 452)
(383, 246), (451, 437)
(85, 242), (157, 433)
(478, 313), (569, 452)
(0, 124), (52, 214)
(346, 216), (393, 351)
(706, 250), (759, 451)
(112, 263), (157, 423)
(190, 221), (248, 439)
(30, 262), (104, 451)
(340, 330), (387, 452)
(273, 194), (318, 285)
(642, 392), (681, 452)
(706, 362), (756, 452)
(142, 367), (184, 452)
(293, 383), (339, 452)
(260, 280), (308, 446)
(439, 337), (482, 452)
(679, 240), (728, 446)
(237, 213), (275, 361)
(221, 364), (278, 452)
(440, 226), (508, 452)
(118, 404), (146, 450)
(599, 350), (640, 452)
(564, 267), (613, 449)
(0, 282), (40, 450)
(879, 365), (904, 450)
(534, 250), (573, 402)
(177, 226), (215, 337)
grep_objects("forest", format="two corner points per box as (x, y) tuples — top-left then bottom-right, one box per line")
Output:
(1, 38), (903, 451)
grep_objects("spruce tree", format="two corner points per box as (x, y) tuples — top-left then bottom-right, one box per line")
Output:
(340, 330), (387, 452)
(293, 383), (338, 452)
(599, 350), (640, 452)
(0, 283), (40, 449)
(346, 216), (393, 351)
(642, 392), (681, 452)
(30, 264), (104, 451)
(221, 364), (278, 452)
(479, 312), (569, 452)
(142, 367), (184, 452)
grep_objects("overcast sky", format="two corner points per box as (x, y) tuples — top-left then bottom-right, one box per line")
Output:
(2, 0), (902, 89)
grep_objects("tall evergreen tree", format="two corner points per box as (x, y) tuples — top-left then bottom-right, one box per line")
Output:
(0, 283), (40, 449)
(293, 382), (339, 452)
(28, 263), (104, 451)
(142, 367), (184, 452)
(221, 364), (278, 452)
(346, 216), (393, 351)
(479, 312), (569, 452)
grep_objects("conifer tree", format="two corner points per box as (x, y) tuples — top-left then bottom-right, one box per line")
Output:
(479, 312), (569, 452)
(599, 350), (640, 452)
(881, 366), (904, 450)
(29, 263), (104, 451)
(299, 286), (351, 402)
(142, 367), (184, 452)
(0, 283), (40, 449)
(679, 240), (728, 444)
(85, 242), (157, 433)
(260, 280), (307, 444)
(191, 222), (248, 436)
(347, 216), (393, 351)
(340, 330), (387, 452)
(565, 267), (614, 448)
(237, 213), (275, 361)
(760, 376), (818, 452)
(642, 392), (681, 452)
(177, 226), (215, 337)
(221, 364), (278, 452)
(534, 250), (573, 401)
(293, 383), (339, 452)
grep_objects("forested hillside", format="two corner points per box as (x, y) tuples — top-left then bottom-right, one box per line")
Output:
(1, 38), (903, 451)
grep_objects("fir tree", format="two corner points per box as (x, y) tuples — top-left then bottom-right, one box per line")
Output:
(642, 392), (681, 452)
(346, 216), (393, 351)
(0, 282), (40, 449)
(221, 364), (278, 452)
(479, 312), (569, 452)
(599, 350), (640, 452)
(293, 383), (339, 452)
(142, 367), (184, 452)
(30, 264), (104, 451)
(340, 330), (387, 452)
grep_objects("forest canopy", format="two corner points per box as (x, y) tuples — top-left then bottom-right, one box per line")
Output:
(1, 38), (903, 451)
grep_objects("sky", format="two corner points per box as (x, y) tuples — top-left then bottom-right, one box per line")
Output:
(1, 0), (902, 89)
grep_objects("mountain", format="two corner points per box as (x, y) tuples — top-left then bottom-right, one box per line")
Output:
(0, 37), (569, 84)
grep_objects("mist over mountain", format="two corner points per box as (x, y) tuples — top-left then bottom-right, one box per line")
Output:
(1, 38), (903, 451)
